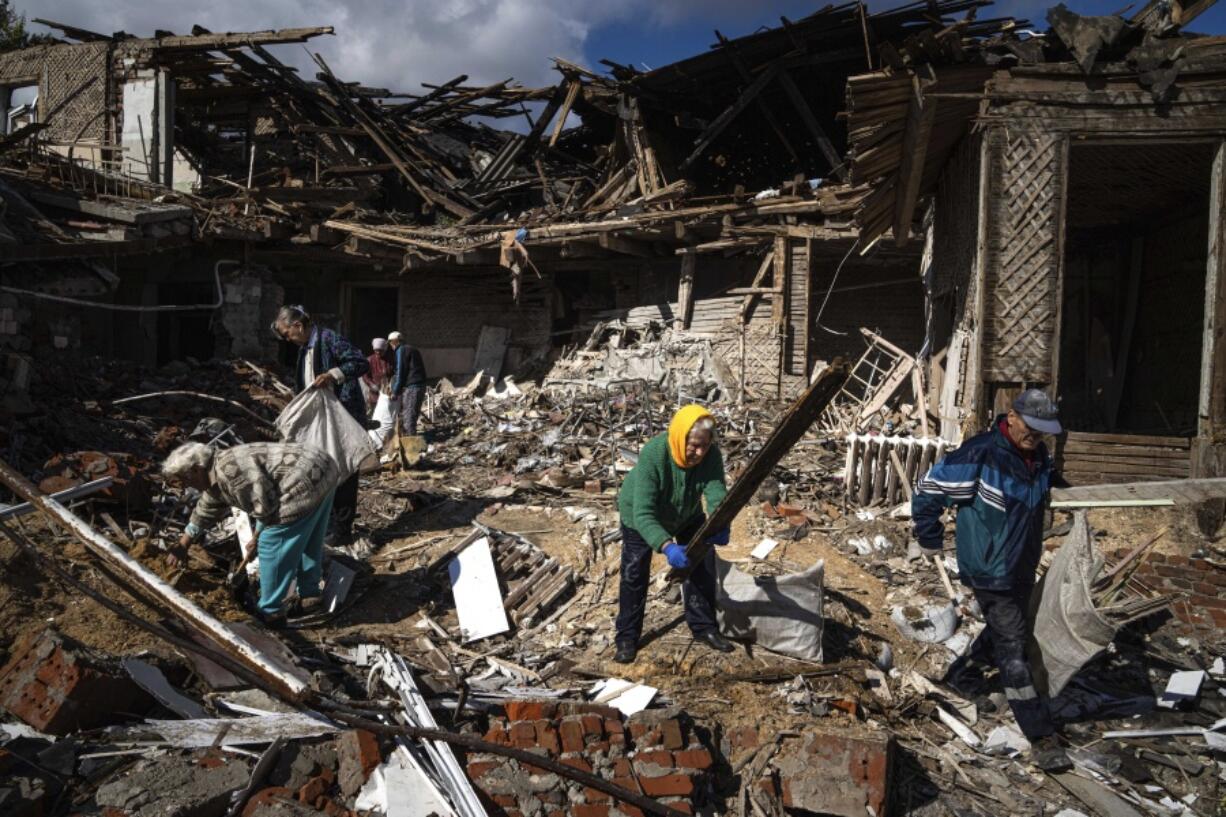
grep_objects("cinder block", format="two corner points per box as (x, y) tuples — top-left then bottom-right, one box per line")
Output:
(0, 628), (148, 735)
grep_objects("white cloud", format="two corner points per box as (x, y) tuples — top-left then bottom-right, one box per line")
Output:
(19, 0), (748, 95)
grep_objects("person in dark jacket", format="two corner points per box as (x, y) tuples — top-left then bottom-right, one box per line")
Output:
(614, 404), (733, 664)
(387, 330), (428, 435)
(272, 305), (369, 547)
(911, 388), (1070, 773)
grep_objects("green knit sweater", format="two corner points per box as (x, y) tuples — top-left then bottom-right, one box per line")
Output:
(617, 433), (728, 550)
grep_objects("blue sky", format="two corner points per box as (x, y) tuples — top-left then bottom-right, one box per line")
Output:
(584, 2), (1226, 73)
(23, 0), (1226, 95)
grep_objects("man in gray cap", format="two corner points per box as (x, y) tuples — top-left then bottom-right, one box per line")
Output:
(912, 388), (1070, 772)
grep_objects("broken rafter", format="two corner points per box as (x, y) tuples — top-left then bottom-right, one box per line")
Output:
(714, 31), (800, 168)
(134, 26), (334, 52)
(679, 61), (782, 171)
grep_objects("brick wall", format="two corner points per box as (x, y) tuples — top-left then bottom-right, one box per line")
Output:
(1100, 548), (1226, 633)
(0, 42), (111, 144)
(467, 702), (712, 817)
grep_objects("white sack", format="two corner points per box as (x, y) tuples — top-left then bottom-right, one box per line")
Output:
(716, 557), (824, 662)
(275, 387), (378, 483)
(1029, 511), (1117, 697)
(367, 392), (399, 449)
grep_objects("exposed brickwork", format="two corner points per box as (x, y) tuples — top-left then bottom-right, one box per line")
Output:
(0, 628), (148, 735)
(775, 731), (894, 817)
(466, 702), (710, 817)
(1097, 549), (1225, 634)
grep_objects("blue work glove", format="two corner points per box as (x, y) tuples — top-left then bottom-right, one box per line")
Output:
(662, 542), (690, 570)
(705, 527), (731, 547)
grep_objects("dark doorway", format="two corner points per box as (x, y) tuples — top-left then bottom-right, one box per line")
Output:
(156, 283), (216, 365)
(348, 285), (399, 355)
(1058, 142), (1216, 436)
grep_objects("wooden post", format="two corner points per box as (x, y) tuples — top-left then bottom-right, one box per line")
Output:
(676, 252), (695, 331)
(1195, 140), (1226, 475)
(669, 361), (850, 581)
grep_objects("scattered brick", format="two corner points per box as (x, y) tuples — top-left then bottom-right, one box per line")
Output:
(663, 799), (694, 815)
(559, 719), (585, 753)
(559, 755), (593, 774)
(242, 787), (293, 817)
(536, 722), (561, 755)
(580, 715), (605, 737)
(492, 794), (518, 808)
(509, 721), (537, 747)
(297, 775), (328, 804)
(484, 725), (508, 744)
(673, 748), (713, 770)
(584, 787), (611, 803)
(0, 628), (149, 735)
(613, 759), (632, 777)
(572, 805), (610, 817)
(639, 774), (695, 797)
(633, 750), (673, 769)
(337, 729), (380, 797)
(776, 730), (893, 817)
(467, 760), (500, 779)
(658, 720), (685, 750)
(506, 701), (558, 721)
(604, 719), (625, 736)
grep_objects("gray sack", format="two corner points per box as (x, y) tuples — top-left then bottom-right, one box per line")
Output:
(716, 557), (825, 662)
(1029, 511), (1117, 697)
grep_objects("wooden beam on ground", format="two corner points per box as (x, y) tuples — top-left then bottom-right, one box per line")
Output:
(676, 252), (696, 331)
(776, 68), (847, 181)
(668, 361), (851, 581)
(892, 73), (938, 246)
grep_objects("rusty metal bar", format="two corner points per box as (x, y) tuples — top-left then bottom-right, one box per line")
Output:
(0, 456), (310, 701)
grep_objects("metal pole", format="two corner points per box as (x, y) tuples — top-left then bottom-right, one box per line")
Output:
(0, 457), (309, 701)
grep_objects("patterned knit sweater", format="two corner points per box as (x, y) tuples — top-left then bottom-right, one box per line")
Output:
(189, 443), (339, 531)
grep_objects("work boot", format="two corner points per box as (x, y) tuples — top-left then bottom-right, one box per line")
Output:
(1030, 735), (1072, 773)
(613, 643), (637, 664)
(287, 596), (327, 618)
(697, 631), (735, 653)
(255, 609), (287, 630)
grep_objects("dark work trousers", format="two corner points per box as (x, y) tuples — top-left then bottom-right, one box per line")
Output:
(329, 472), (360, 543)
(615, 516), (719, 648)
(399, 385), (425, 436)
(949, 585), (1055, 740)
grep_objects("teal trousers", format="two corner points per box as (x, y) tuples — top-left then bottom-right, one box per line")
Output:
(256, 489), (336, 615)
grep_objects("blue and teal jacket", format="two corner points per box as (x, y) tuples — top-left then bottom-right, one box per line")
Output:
(911, 417), (1052, 591)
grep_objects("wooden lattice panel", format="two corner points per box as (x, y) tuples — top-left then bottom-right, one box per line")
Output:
(713, 321), (782, 400)
(982, 128), (1066, 383)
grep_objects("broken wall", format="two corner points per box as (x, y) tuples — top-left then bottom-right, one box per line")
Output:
(0, 42), (110, 144)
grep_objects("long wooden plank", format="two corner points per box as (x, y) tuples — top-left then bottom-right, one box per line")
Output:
(1051, 478), (1226, 504)
(669, 361), (850, 580)
(1063, 432), (1191, 449)
(1060, 445), (1190, 460)
(1058, 458), (1190, 476)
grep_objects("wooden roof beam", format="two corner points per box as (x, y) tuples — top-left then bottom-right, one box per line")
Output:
(892, 73), (937, 247)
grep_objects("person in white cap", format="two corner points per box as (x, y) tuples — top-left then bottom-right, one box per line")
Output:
(387, 331), (428, 435)
(361, 337), (392, 414)
(911, 388), (1071, 773)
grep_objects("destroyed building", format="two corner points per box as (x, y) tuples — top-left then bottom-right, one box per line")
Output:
(0, 2), (1224, 817)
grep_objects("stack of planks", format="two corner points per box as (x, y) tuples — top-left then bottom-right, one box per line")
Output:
(1055, 432), (1191, 485)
